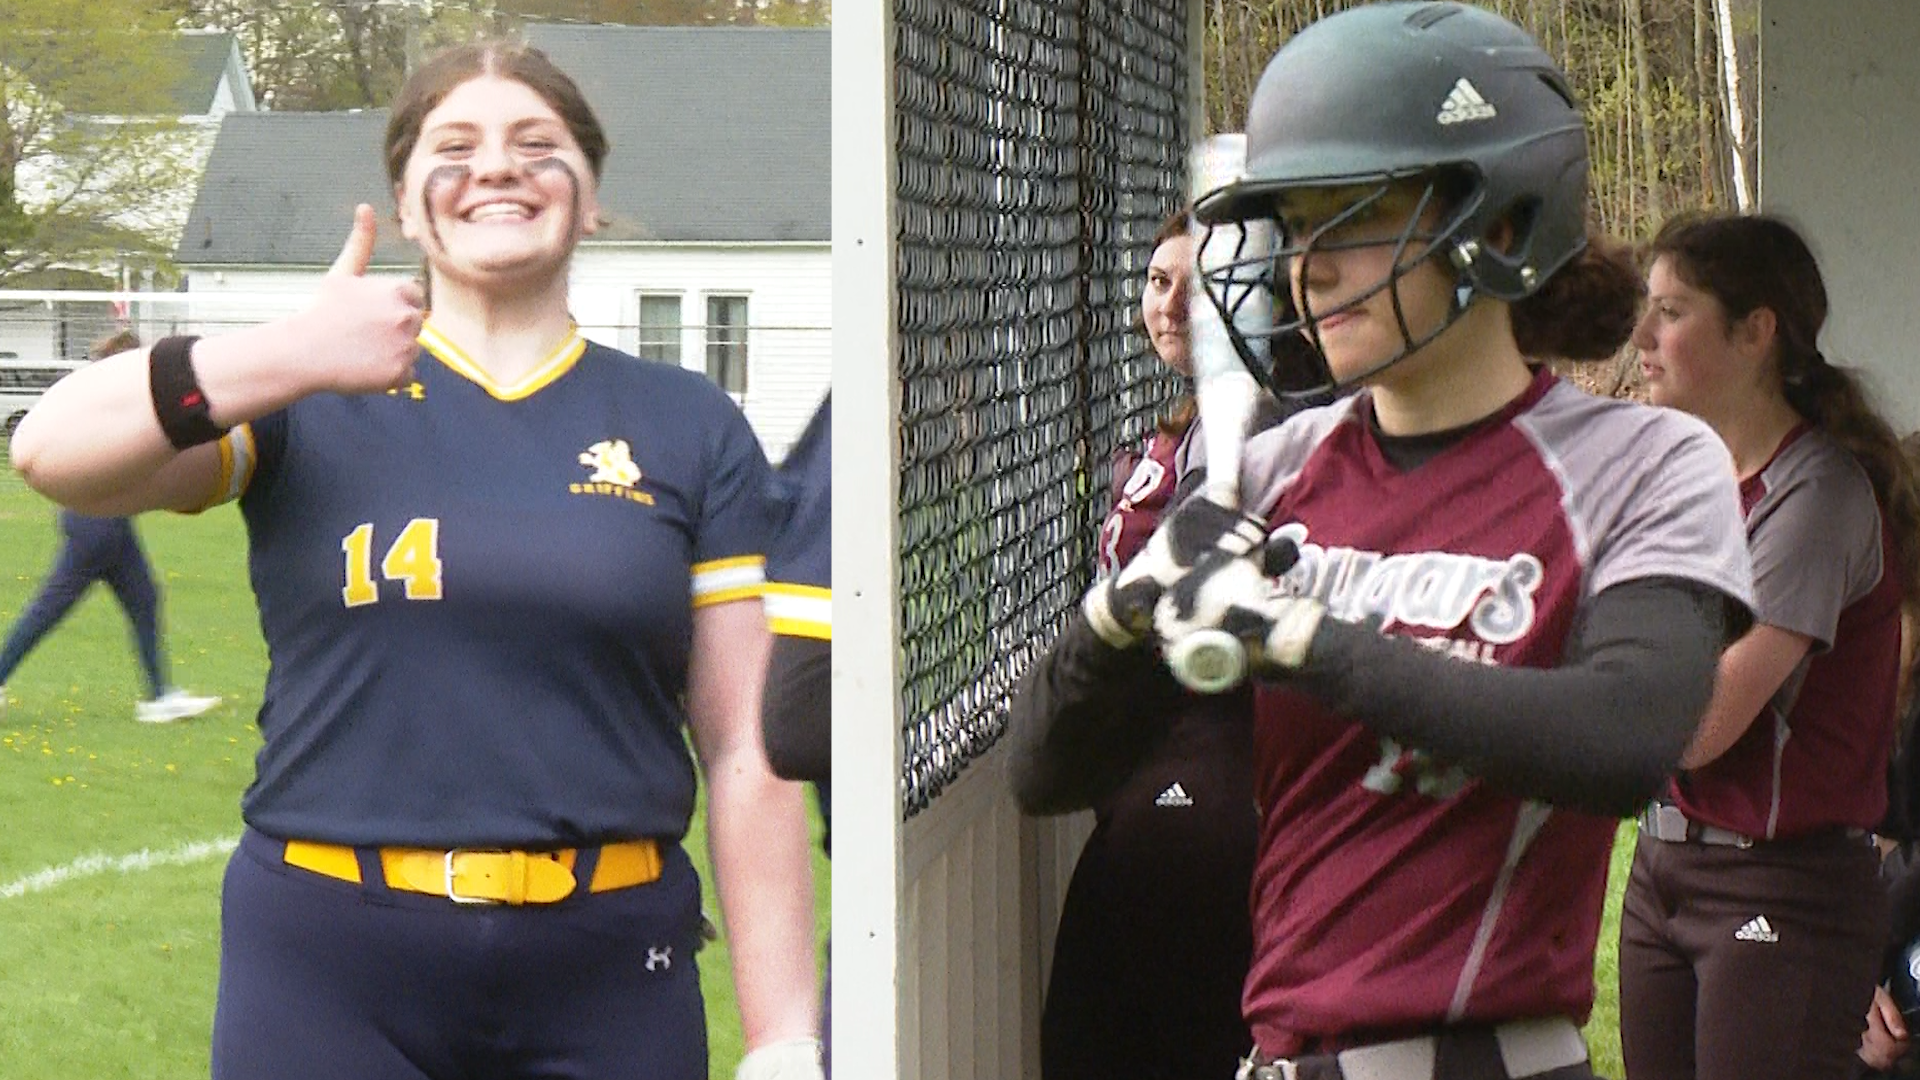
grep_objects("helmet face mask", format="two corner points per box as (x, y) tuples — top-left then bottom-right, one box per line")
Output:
(1199, 173), (1482, 398)
(1195, 0), (1590, 399)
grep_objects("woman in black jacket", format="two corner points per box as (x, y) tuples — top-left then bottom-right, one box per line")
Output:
(1024, 208), (1262, 1080)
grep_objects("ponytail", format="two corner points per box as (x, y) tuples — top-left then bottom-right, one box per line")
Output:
(1785, 358), (1920, 608)
(1510, 232), (1641, 362)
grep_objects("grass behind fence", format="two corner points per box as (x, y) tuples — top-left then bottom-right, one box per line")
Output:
(0, 450), (829, 1079)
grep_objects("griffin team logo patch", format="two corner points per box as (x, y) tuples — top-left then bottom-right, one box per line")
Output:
(571, 439), (655, 505)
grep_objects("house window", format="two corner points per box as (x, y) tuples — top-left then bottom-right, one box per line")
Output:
(705, 294), (749, 395)
(635, 293), (683, 364)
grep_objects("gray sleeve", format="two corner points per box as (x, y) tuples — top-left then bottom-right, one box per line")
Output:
(1239, 398), (1361, 517)
(1522, 396), (1755, 617)
(1174, 388), (1312, 498)
(1172, 415), (1204, 487)
(1746, 447), (1883, 649)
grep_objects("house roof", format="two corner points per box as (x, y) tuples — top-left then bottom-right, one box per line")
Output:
(5, 30), (243, 116)
(176, 111), (409, 266)
(524, 25), (829, 244)
(159, 30), (247, 115)
(176, 26), (829, 267)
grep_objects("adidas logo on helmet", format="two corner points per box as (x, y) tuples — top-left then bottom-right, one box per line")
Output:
(1437, 78), (1497, 125)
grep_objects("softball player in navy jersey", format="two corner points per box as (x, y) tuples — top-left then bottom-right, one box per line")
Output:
(763, 394), (831, 797)
(1009, 6), (1756, 1079)
(1617, 213), (1920, 1080)
(12, 40), (820, 1080)
(761, 394), (831, 1071)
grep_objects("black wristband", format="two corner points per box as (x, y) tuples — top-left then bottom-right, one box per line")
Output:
(148, 335), (227, 450)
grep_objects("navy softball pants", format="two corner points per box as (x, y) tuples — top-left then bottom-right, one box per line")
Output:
(212, 829), (709, 1080)
(0, 512), (165, 697)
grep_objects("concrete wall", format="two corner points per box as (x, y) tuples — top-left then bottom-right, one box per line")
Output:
(1760, 0), (1920, 432)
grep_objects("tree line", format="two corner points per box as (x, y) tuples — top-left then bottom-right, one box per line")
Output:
(1204, 0), (1760, 241)
(5, 0), (1744, 291)
(182, 0), (830, 112)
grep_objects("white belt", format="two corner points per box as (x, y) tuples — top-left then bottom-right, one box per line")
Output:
(1237, 1016), (1588, 1080)
(1639, 802), (1754, 848)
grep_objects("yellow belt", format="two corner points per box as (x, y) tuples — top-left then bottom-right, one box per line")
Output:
(282, 837), (662, 905)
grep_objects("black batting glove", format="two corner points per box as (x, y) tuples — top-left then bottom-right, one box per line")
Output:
(1081, 493), (1268, 648)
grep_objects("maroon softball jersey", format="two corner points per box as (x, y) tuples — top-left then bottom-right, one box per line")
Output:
(1674, 424), (1903, 838)
(1100, 426), (1186, 574)
(1230, 368), (1752, 1053)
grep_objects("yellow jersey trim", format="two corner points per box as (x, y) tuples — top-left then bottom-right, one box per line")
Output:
(765, 583), (831, 640)
(695, 584), (768, 608)
(692, 555), (766, 605)
(418, 321), (588, 402)
(769, 616), (832, 641)
(193, 422), (257, 512)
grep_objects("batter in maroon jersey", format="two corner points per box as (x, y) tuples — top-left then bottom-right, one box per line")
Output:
(1008, 6), (1755, 1079)
(1617, 213), (1920, 1080)
(1228, 367), (1751, 1050)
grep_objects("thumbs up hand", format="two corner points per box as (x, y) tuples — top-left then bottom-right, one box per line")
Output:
(298, 204), (426, 393)
(329, 201), (381, 278)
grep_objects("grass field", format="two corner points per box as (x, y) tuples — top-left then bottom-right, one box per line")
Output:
(0, 449), (830, 1080)
(1588, 824), (1635, 1078)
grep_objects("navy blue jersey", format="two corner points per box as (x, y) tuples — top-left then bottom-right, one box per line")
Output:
(761, 396), (831, 800)
(204, 327), (775, 848)
(765, 395), (831, 639)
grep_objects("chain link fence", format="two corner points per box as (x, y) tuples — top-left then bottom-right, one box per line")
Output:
(894, 0), (1190, 816)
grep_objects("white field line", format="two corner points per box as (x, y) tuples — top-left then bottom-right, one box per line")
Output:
(0, 836), (238, 900)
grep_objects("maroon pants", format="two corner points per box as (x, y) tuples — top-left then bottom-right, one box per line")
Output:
(1618, 830), (1888, 1080)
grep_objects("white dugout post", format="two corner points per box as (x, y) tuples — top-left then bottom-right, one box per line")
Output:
(830, 0), (905, 1075)
(832, 0), (1205, 1074)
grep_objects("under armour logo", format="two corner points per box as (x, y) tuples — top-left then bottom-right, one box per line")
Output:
(645, 945), (673, 971)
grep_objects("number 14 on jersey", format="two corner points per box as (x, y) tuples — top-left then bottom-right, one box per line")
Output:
(341, 519), (445, 607)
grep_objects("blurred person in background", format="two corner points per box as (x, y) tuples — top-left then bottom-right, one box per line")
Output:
(0, 328), (219, 724)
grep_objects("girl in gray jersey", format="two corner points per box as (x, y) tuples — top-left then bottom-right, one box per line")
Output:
(1008, 5), (1755, 1079)
(1618, 212), (1920, 1080)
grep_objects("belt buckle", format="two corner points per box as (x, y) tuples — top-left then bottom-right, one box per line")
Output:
(1653, 804), (1690, 842)
(444, 849), (502, 904)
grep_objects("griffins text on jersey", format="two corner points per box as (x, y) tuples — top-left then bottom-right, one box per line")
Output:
(570, 438), (656, 505)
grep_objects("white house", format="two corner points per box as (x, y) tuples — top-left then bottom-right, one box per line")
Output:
(172, 26), (830, 460)
(7, 29), (257, 263)
(0, 30), (258, 375)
